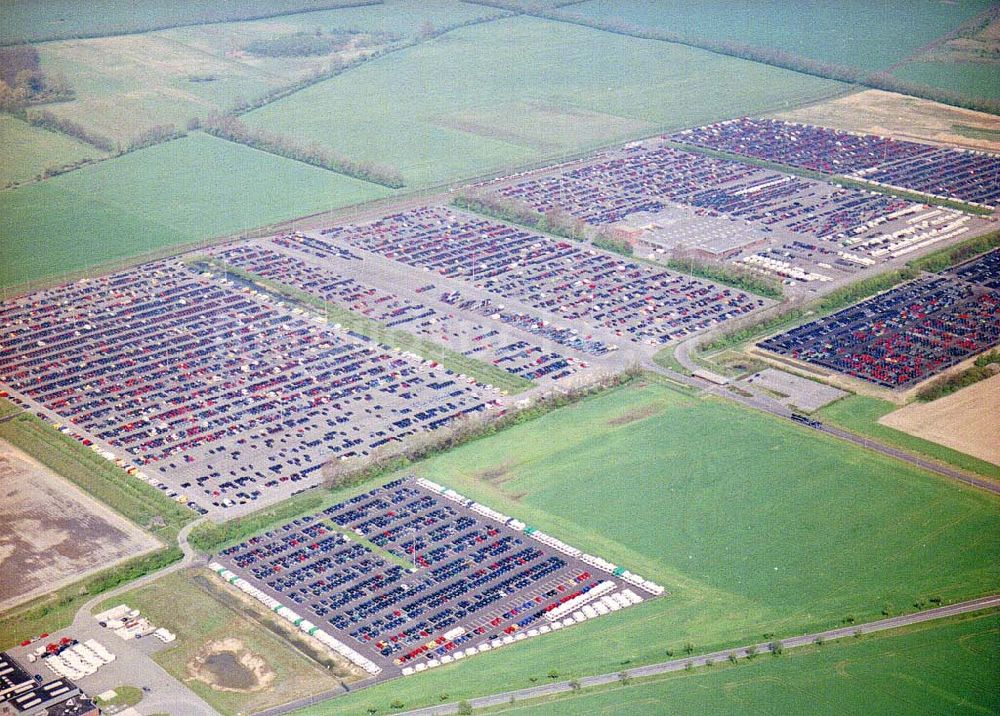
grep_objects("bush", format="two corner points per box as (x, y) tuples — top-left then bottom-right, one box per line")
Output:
(917, 350), (1000, 401)
(667, 257), (782, 299)
(457, 701), (473, 715)
(246, 32), (343, 57)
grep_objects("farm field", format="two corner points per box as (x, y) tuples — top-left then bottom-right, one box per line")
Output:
(890, 13), (1000, 103)
(893, 60), (1000, 102)
(286, 379), (1000, 714)
(771, 89), (1000, 153)
(244, 15), (845, 187)
(494, 612), (1000, 716)
(0, 115), (100, 187)
(29, 1), (499, 147)
(0, 0), (379, 44)
(879, 374), (1000, 467)
(36, 35), (279, 143)
(102, 568), (353, 716)
(0, 439), (160, 612)
(163, 0), (502, 46)
(0, 133), (390, 288)
(568, 0), (992, 72)
(818, 394), (1000, 480)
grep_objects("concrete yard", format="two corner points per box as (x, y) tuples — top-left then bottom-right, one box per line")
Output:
(0, 439), (161, 612)
(742, 368), (848, 412)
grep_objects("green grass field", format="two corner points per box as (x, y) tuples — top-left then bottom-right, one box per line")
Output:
(819, 394), (1000, 481)
(244, 15), (844, 187)
(29, 1), (495, 146)
(893, 60), (1000, 102)
(0, 133), (390, 288)
(162, 0), (499, 45)
(0, 0), (380, 43)
(103, 569), (348, 716)
(0, 115), (100, 187)
(569, 0), (992, 72)
(287, 379), (1000, 714)
(494, 611), (1000, 716)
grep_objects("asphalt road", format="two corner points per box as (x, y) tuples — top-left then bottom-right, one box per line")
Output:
(394, 595), (1000, 716)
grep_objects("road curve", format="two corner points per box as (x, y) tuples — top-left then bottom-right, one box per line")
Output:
(394, 595), (1000, 716)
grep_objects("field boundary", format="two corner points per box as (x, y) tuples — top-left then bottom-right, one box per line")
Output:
(466, 1), (1000, 115)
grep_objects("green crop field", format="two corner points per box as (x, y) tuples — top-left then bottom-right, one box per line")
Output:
(163, 0), (500, 46)
(29, 1), (497, 146)
(287, 379), (1000, 715)
(569, 0), (992, 72)
(0, 115), (100, 187)
(819, 394), (1000, 481)
(0, 0), (381, 44)
(0, 133), (390, 289)
(244, 15), (844, 187)
(894, 61), (1000, 101)
(496, 612), (1000, 716)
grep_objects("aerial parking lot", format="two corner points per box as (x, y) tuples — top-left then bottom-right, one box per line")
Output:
(212, 476), (662, 681)
(1, 3), (998, 712)
(489, 132), (993, 291)
(759, 249), (1000, 388)
(0, 261), (500, 516)
(673, 117), (1000, 208)
(318, 205), (769, 345)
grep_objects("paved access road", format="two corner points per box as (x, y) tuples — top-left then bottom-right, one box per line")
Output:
(394, 595), (1000, 716)
(7, 519), (222, 716)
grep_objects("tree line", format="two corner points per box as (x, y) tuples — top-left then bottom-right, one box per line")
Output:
(0, 44), (73, 110)
(203, 113), (405, 188)
(667, 255), (784, 300)
(453, 193), (632, 254)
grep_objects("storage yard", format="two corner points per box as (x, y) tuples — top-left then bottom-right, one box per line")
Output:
(206, 238), (601, 386)
(673, 117), (1000, 208)
(0, 261), (501, 516)
(0, 203), (780, 519)
(0, 439), (160, 612)
(759, 249), (1000, 388)
(317, 205), (768, 345)
(488, 136), (993, 290)
(211, 476), (662, 682)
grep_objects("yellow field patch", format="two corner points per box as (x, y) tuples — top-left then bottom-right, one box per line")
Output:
(879, 373), (1000, 466)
